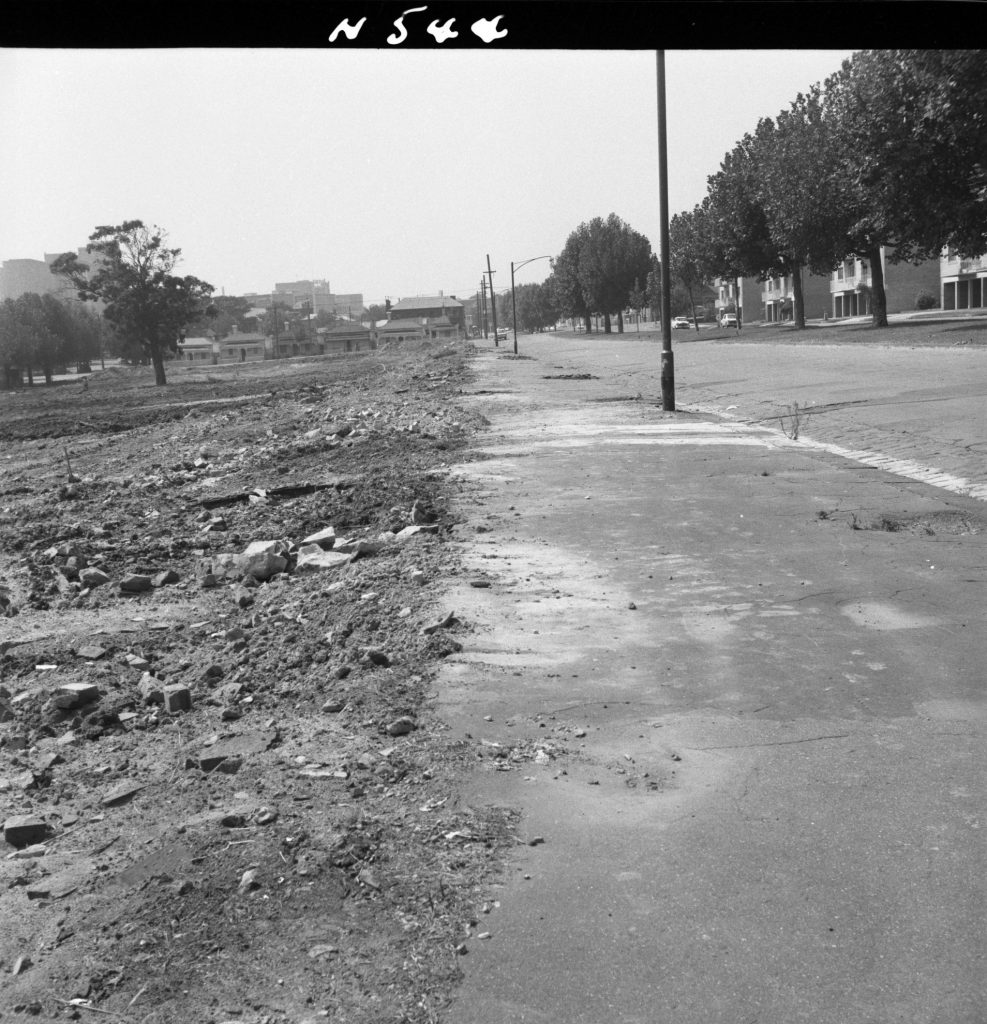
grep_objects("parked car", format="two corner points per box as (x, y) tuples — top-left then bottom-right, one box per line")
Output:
(720, 312), (738, 328)
(495, 327), (509, 343)
(672, 316), (691, 329)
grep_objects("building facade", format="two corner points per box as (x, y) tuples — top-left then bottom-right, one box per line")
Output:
(714, 276), (761, 323)
(831, 250), (940, 318)
(761, 269), (832, 322)
(941, 250), (986, 311)
(387, 295), (465, 334)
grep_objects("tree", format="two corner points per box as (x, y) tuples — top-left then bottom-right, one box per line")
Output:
(512, 281), (558, 334)
(0, 298), (29, 388)
(645, 255), (662, 321)
(822, 50), (987, 326)
(551, 225), (592, 333)
(627, 278), (646, 331)
(669, 205), (714, 331)
(52, 220), (214, 385)
(367, 303), (389, 323)
(576, 214), (653, 334)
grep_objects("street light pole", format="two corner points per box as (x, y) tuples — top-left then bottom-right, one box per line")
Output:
(486, 255), (498, 347)
(656, 50), (675, 410)
(510, 255), (551, 355)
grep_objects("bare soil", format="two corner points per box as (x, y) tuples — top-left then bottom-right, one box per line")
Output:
(0, 345), (520, 1024)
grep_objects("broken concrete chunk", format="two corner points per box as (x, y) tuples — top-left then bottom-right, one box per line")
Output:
(101, 781), (144, 806)
(295, 545), (352, 573)
(4, 814), (48, 848)
(76, 645), (107, 661)
(385, 716), (417, 737)
(301, 526), (336, 549)
(153, 569), (181, 587)
(163, 685), (192, 713)
(422, 611), (457, 635)
(54, 682), (100, 710)
(79, 567), (110, 589)
(120, 574), (153, 593)
(138, 672), (164, 704)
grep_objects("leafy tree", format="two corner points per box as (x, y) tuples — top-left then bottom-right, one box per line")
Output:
(367, 303), (389, 323)
(0, 298), (29, 388)
(822, 49), (987, 326)
(512, 281), (558, 334)
(187, 294), (251, 338)
(576, 213), (653, 333)
(627, 278), (646, 331)
(52, 220), (214, 385)
(551, 225), (593, 333)
(645, 255), (662, 321)
(669, 205), (715, 331)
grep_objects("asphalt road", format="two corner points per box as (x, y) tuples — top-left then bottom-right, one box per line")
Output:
(438, 336), (986, 1024)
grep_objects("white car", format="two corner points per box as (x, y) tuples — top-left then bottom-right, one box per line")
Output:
(495, 327), (509, 343)
(672, 316), (691, 329)
(720, 312), (739, 328)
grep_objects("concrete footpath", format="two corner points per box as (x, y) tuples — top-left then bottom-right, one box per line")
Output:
(437, 338), (985, 1024)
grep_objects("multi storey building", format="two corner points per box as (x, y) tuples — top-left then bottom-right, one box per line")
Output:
(713, 276), (761, 323)
(761, 269), (832, 322)
(941, 250), (986, 311)
(830, 249), (940, 318)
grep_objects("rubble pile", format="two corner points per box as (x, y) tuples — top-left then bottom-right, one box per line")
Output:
(0, 345), (517, 1023)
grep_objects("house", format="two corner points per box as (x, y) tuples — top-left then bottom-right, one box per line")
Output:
(376, 318), (427, 345)
(830, 249), (940, 318)
(387, 295), (465, 335)
(316, 321), (375, 355)
(941, 249), (986, 311)
(761, 269), (832, 322)
(220, 332), (266, 362)
(177, 335), (219, 362)
(424, 315), (460, 340)
(178, 331), (266, 364)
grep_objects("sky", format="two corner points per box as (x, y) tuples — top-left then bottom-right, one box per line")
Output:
(0, 47), (854, 306)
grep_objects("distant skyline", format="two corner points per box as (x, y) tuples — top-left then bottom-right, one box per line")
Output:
(0, 48), (854, 304)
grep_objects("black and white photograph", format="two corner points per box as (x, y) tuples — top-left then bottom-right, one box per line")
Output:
(1, 9), (984, 1023)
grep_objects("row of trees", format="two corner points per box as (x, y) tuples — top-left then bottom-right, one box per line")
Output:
(673, 49), (987, 329)
(0, 292), (103, 388)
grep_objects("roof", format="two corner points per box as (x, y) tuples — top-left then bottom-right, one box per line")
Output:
(426, 315), (455, 327)
(390, 296), (463, 311)
(320, 322), (371, 336)
(223, 332), (266, 343)
(378, 318), (426, 332)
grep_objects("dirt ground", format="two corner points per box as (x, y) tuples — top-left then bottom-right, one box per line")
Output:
(0, 344), (522, 1023)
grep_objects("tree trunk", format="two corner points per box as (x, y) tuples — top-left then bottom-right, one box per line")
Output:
(27, 366), (34, 386)
(583, 314), (592, 334)
(44, 368), (53, 386)
(617, 310), (624, 333)
(868, 246), (888, 327)
(603, 313), (612, 334)
(151, 345), (168, 386)
(792, 264), (806, 329)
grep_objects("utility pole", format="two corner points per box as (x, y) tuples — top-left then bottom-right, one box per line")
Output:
(486, 255), (499, 346)
(480, 279), (489, 338)
(656, 50), (675, 410)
